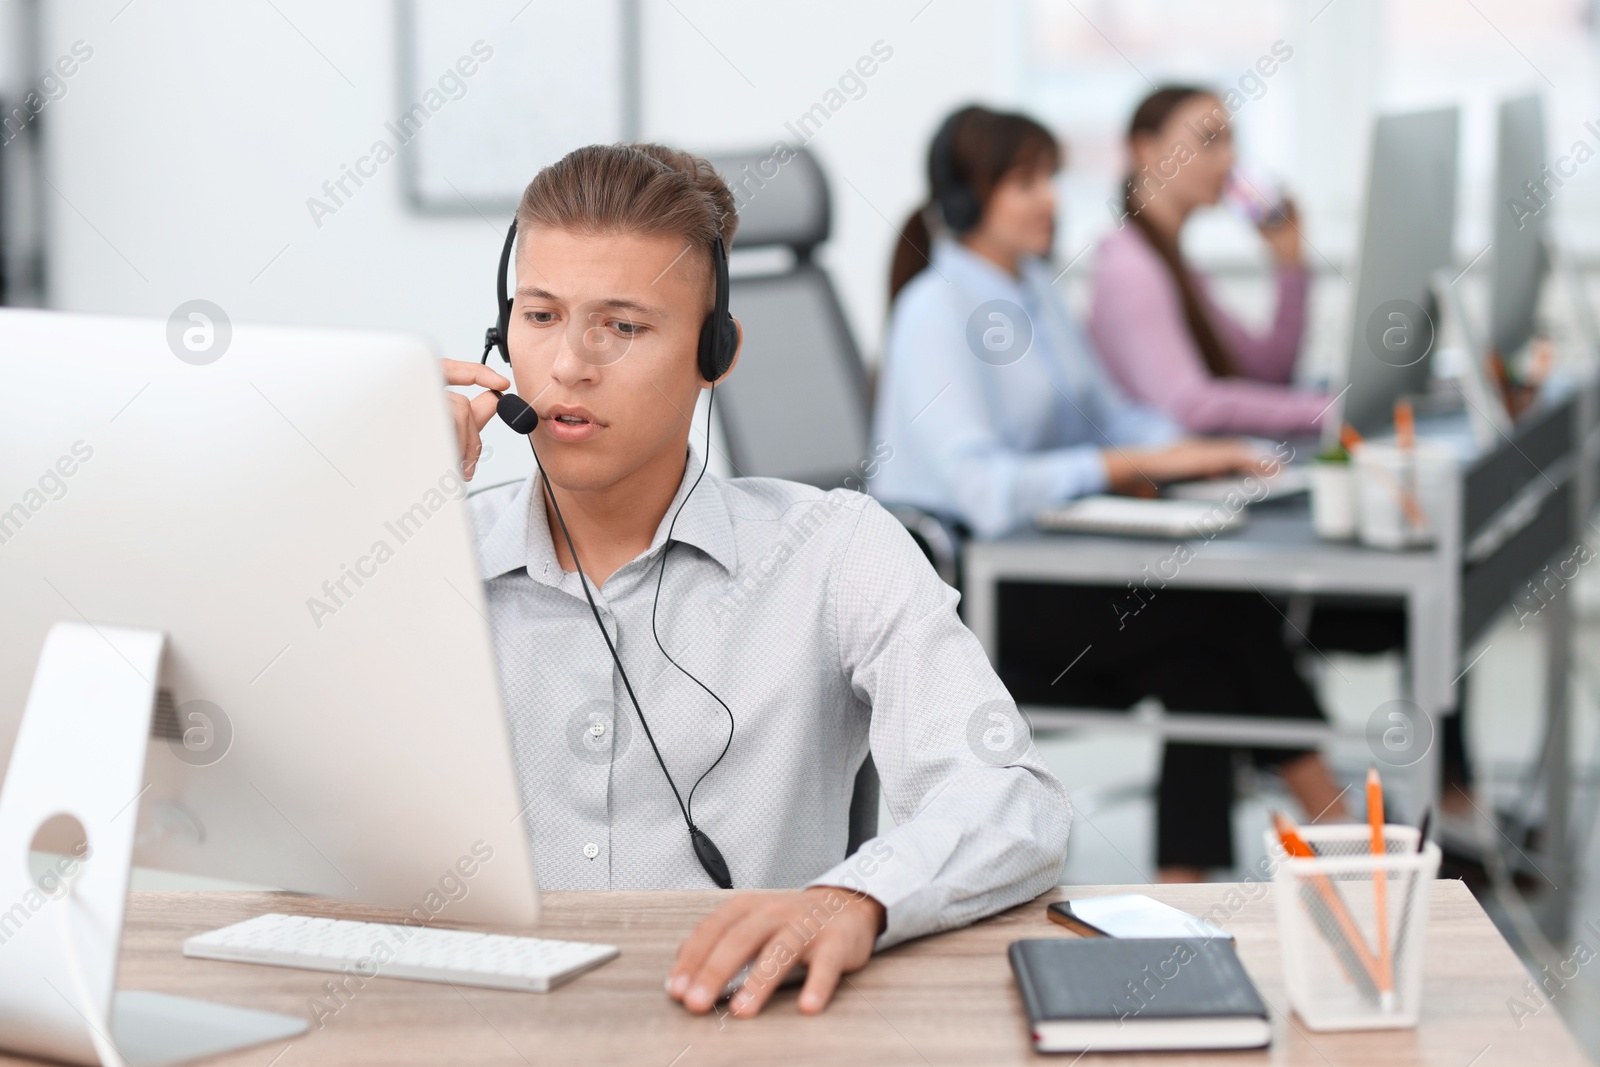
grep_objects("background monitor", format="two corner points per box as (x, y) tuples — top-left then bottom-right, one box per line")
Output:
(1336, 106), (1461, 438)
(1491, 93), (1550, 360)
(0, 309), (539, 926)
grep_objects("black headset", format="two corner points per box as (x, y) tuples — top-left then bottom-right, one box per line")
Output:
(929, 108), (982, 233)
(482, 222), (738, 383)
(479, 157), (740, 889)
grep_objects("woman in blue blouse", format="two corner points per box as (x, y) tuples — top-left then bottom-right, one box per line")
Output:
(870, 105), (1348, 881)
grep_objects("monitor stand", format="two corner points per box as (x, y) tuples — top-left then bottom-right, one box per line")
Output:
(0, 620), (307, 1066)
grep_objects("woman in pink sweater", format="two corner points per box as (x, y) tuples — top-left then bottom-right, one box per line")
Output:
(1090, 86), (1330, 437)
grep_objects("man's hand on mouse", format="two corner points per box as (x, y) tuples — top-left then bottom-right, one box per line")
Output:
(667, 886), (887, 1018)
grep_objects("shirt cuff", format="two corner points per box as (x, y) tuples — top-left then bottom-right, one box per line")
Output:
(1061, 447), (1110, 501)
(805, 836), (940, 951)
(1293, 389), (1333, 430)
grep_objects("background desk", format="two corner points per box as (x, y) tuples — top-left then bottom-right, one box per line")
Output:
(963, 392), (1588, 934)
(9, 882), (1584, 1067)
(963, 500), (1456, 747)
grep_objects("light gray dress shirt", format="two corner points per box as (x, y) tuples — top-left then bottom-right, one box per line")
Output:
(469, 453), (1070, 948)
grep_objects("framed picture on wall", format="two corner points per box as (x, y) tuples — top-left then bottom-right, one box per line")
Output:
(397, 0), (639, 213)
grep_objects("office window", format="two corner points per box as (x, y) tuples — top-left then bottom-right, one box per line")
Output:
(1021, 0), (1600, 264)
(1380, 0), (1600, 252)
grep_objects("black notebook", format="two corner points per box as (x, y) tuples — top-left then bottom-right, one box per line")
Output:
(1008, 937), (1270, 1053)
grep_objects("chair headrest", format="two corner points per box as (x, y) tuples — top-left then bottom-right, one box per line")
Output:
(707, 147), (830, 257)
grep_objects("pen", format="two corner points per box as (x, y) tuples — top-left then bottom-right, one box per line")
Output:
(1293, 880), (1382, 1001)
(1273, 812), (1382, 999)
(1367, 767), (1395, 1010)
(1390, 806), (1432, 982)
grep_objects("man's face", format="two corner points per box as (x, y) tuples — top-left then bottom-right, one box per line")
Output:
(507, 225), (729, 493)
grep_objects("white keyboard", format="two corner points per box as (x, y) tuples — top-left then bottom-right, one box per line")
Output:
(1034, 495), (1247, 538)
(184, 913), (619, 993)
(1163, 465), (1312, 503)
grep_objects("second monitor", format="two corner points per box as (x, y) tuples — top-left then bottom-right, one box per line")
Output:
(1336, 105), (1460, 438)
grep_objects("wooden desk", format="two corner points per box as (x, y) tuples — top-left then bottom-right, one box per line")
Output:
(6, 881), (1585, 1066)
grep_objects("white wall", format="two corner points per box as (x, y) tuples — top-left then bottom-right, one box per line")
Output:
(36, 1), (1012, 351)
(36, 0), (1013, 482)
(639, 0), (1019, 347)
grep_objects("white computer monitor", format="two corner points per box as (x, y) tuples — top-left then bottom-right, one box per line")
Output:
(1334, 106), (1460, 438)
(1491, 93), (1549, 360)
(0, 308), (539, 926)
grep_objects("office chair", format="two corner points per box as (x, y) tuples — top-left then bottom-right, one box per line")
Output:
(705, 148), (870, 490)
(706, 146), (977, 854)
(704, 149), (965, 590)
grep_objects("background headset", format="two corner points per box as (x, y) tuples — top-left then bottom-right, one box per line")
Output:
(479, 156), (740, 889)
(929, 108), (982, 234)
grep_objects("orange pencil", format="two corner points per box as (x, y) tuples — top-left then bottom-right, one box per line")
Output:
(1394, 398), (1415, 450)
(1273, 812), (1382, 992)
(1392, 399), (1425, 531)
(1367, 768), (1395, 1009)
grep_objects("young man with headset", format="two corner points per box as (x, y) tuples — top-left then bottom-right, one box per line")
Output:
(441, 142), (1069, 1019)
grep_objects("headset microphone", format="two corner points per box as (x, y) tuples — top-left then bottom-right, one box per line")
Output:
(480, 163), (739, 890)
(490, 389), (539, 436)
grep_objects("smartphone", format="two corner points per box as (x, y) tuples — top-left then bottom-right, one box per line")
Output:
(1047, 894), (1232, 942)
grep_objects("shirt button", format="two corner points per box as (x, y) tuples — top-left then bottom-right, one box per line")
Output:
(582, 842), (600, 860)
(588, 721), (607, 737)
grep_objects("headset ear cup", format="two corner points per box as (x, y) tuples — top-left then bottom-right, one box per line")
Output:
(696, 319), (718, 382)
(698, 231), (736, 382)
(943, 187), (982, 233)
(697, 317), (737, 382)
(716, 318), (739, 379)
(929, 107), (983, 234)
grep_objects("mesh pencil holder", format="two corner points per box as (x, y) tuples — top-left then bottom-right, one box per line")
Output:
(1264, 824), (1441, 1031)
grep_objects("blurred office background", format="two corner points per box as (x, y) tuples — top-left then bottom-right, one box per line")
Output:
(9, 2), (1600, 379)
(5, 0), (1600, 1054)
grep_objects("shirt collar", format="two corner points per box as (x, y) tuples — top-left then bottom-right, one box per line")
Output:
(476, 447), (738, 583)
(931, 238), (1052, 303)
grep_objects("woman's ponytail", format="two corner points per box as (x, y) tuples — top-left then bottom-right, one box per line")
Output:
(1123, 86), (1239, 379)
(888, 204), (934, 305)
